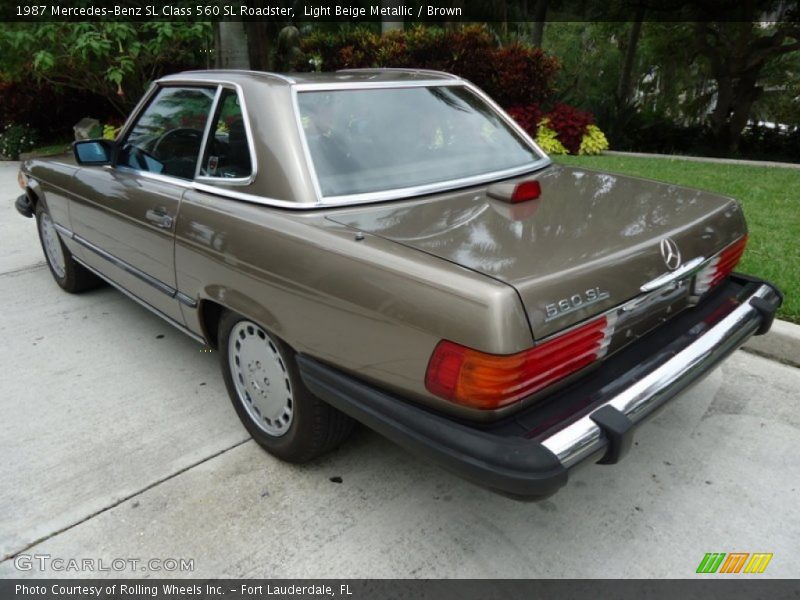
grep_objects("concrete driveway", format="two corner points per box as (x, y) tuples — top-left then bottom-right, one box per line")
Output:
(1, 160), (798, 578)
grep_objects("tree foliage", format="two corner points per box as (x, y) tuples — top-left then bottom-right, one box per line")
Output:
(293, 25), (560, 107)
(0, 22), (211, 114)
(693, 16), (800, 153)
(541, 18), (799, 155)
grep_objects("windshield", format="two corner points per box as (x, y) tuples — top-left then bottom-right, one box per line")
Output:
(296, 85), (543, 199)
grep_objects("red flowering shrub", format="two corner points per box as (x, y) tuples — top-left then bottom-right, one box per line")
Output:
(445, 26), (499, 94)
(508, 102), (606, 155)
(395, 27), (448, 69)
(543, 103), (595, 154)
(294, 26), (558, 107)
(505, 104), (543, 137)
(491, 44), (559, 107)
(295, 29), (380, 70)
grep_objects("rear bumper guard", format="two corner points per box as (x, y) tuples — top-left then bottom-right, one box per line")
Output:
(298, 275), (782, 499)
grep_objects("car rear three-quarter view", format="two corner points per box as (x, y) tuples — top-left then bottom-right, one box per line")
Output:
(15, 69), (782, 499)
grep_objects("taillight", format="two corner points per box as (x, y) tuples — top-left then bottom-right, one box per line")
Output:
(511, 181), (541, 203)
(425, 315), (615, 410)
(487, 180), (541, 203)
(693, 235), (748, 295)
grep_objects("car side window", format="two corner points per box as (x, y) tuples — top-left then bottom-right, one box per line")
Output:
(198, 88), (253, 180)
(117, 86), (215, 180)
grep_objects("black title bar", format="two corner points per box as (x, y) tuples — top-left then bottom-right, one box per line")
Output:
(3, 0), (800, 22)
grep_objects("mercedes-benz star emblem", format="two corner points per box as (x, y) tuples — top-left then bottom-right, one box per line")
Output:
(660, 237), (682, 271)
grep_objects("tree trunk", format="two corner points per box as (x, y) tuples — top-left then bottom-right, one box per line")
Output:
(381, 0), (403, 34)
(216, 21), (250, 70)
(497, 0), (508, 38)
(694, 21), (800, 154)
(711, 69), (763, 154)
(530, 0), (547, 48)
(244, 22), (271, 71)
(616, 9), (644, 104)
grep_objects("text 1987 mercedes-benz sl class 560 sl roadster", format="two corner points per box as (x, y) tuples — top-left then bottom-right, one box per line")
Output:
(16, 69), (782, 499)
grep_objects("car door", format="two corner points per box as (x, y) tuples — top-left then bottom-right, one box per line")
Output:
(68, 85), (217, 323)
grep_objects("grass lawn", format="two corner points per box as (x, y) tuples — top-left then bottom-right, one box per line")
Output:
(554, 154), (799, 324)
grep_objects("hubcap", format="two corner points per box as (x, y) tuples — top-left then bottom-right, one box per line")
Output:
(40, 213), (66, 278)
(228, 321), (293, 437)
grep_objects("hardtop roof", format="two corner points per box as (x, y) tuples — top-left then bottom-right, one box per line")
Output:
(158, 68), (462, 87)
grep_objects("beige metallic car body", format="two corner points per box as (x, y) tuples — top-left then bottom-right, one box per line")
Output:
(17, 70), (781, 498)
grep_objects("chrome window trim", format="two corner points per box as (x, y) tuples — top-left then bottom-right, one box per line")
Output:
(190, 182), (304, 209)
(193, 83), (258, 186)
(336, 68), (461, 80)
(292, 79), (464, 92)
(194, 85), (224, 180)
(317, 164), (548, 206)
(107, 76), (552, 210)
(290, 80), (551, 207)
(145, 79), (259, 187)
(164, 70), (296, 85)
(111, 165), (194, 189)
(114, 83), (220, 185)
(114, 82), (159, 144)
(73, 256), (205, 344)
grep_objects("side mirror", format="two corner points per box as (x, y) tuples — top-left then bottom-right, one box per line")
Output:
(73, 139), (114, 165)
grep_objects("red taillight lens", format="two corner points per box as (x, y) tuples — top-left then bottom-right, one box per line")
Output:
(425, 315), (615, 410)
(511, 180), (541, 203)
(694, 235), (748, 295)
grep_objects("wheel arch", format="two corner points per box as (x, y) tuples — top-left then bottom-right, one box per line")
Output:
(197, 289), (285, 350)
(25, 176), (45, 209)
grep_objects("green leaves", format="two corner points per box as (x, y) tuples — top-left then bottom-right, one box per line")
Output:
(0, 22), (210, 112)
(32, 50), (55, 72)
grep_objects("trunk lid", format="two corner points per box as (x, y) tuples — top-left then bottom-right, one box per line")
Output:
(326, 164), (747, 340)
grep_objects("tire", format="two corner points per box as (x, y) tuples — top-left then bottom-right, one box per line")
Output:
(35, 201), (100, 293)
(219, 310), (354, 463)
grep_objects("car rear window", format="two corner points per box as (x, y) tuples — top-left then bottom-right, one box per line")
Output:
(296, 85), (542, 199)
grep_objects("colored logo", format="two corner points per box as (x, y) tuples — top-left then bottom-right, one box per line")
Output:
(696, 552), (773, 574)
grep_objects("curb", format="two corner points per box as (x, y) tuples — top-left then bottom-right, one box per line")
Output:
(743, 319), (800, 368)
(603, 150), (800, 170)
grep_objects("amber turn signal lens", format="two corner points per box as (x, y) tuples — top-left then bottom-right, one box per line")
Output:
(425, 316), (613, 410)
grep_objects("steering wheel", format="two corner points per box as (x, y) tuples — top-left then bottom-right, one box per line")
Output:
(125, 145), (159, 171)
(151, 128), (203, 159)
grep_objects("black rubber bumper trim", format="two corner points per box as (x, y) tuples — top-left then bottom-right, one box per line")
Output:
(733, 272), (784, 331)
(297, 355), (568, 499)
(749, 297), (778, 336)
(15, 193), (34, 218)
(590, 405), (634, 465)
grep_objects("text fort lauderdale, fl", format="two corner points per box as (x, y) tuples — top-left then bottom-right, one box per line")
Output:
(16, 583), (355, 597)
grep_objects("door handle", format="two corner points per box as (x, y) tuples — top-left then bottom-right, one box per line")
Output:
(145, 208), (174, 230)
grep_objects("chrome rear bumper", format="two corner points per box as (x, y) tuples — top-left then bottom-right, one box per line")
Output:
(299, 276), (782, 499)
(541, 281), (780, 468)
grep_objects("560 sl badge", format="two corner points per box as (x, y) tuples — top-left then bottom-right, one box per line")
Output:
(545, 287), (610, 322)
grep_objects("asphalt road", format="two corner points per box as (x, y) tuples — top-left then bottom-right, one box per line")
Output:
(1, 160), (798, 578)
